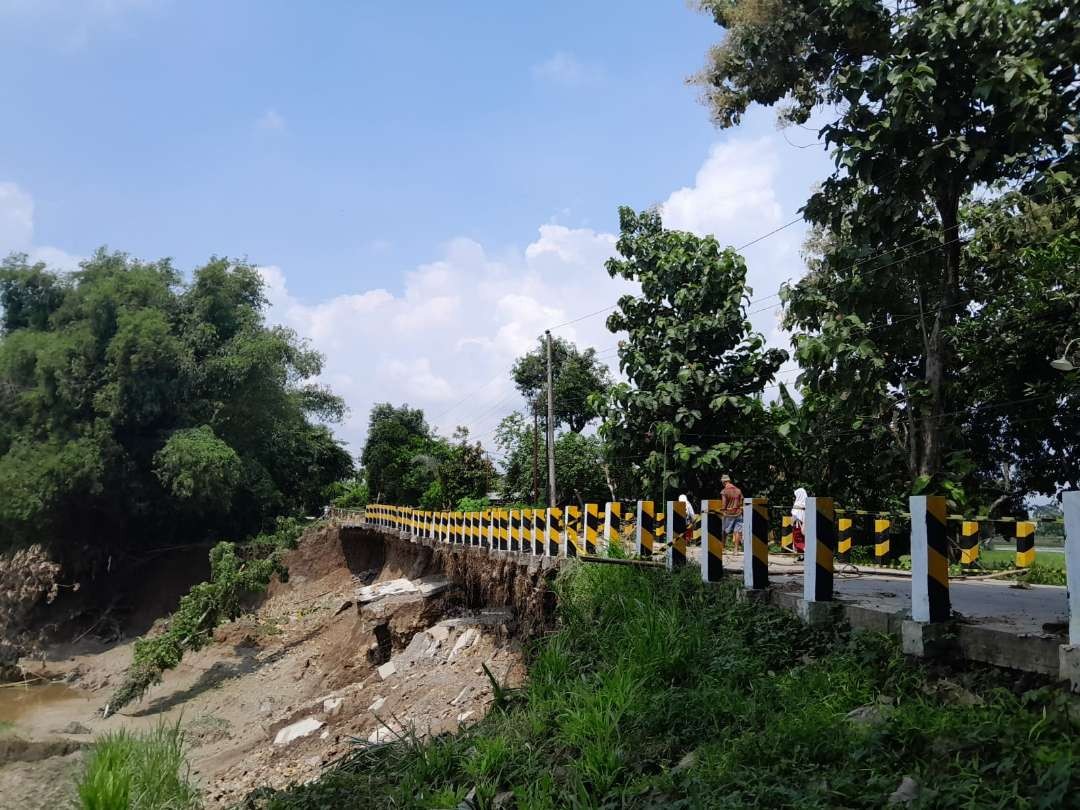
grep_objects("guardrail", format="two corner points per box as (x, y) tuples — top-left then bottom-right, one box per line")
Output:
(351, 494), (1080, 684)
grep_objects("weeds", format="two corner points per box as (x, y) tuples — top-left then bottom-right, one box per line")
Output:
(246, 563), (1080, 808)
(76, 721), (200, 810)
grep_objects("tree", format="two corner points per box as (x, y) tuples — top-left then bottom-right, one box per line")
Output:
(437, 427), (497, 508)
(597, 207), (787, 501)
(0, 250), (353, 559)
(493, 412), (616, 505)
(359, 403), (438, 504)
(511, 337), (612, 433)
(695, 0), (1080, 490)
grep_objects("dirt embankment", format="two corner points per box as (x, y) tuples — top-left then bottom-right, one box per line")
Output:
(0, 523), (557, 808)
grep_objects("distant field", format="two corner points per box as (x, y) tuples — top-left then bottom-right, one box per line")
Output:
(979, 547), (1065, 570)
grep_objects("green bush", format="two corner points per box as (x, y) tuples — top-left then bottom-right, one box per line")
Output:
(77, 722), (199, 810)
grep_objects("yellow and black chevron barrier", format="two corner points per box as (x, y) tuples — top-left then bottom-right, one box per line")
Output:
(838, 517), (853, 557)
(803, 497), (835, 603)
(874, 517), (891, 562)
(780, 515), (793, 552)
(911, 495), (950, 623)
(667, 500), (687, 570)
(548, 508), (563, 557)
(510, 509), (521, 552)
(584, 504), (600, 555)
(745, 498), (769, 590)
(701, 499), (724, 583)
(960, 520), (980, 565)
(565, 505), (581, 557)
(1015, 521), (1036, 568)
(533, 509), (547, 555)
(636, 500), (655, 558)
(605, 502), (622, 554)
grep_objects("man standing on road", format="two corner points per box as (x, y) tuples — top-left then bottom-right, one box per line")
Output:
(720, 474), (743, 553)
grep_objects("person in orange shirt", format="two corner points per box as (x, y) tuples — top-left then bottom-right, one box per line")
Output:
(720, 474), (744, 553)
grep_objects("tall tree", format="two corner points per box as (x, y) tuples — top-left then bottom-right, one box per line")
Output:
(0, 250), (352, 558)
(597, 207), (787, 501)
(359, 403), (438, 504)
(511, 337), (612, 433)
(695, 0), (1080, 489)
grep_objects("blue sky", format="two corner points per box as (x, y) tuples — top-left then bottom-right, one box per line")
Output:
(0, 1), (834, 452)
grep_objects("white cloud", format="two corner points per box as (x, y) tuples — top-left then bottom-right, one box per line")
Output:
(255, 108), (286, 132)
(260, 224), (633, 454)
(259, 137), (809, 454)
(660, 138), (783, 243)
(0, 181), (82, 272)
(531, 52), (604, 87)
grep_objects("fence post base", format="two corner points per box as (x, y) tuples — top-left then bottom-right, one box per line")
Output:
(797, 599), (841, 627)
(901, 619), (956, 658)
(737, 586), (769, 604)
(1059, 645), (1080, 692)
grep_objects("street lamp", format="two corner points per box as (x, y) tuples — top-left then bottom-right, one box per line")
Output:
(1051, 337), (1079, 372)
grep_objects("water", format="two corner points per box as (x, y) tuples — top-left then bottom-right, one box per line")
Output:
(0, 682), (85, 725)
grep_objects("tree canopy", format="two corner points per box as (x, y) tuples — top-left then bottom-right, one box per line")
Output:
(0, 250), (352, 557)
(598, 207), (787, 502)
(511, 337), (612, 433)
(696, 0), (1080, 504)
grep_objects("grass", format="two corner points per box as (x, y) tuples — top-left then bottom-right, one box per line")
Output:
(242, 563), (1080, 809)
(76, 721), (200, 810)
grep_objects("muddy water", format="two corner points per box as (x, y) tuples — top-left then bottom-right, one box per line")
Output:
(0, 682), (91, 726)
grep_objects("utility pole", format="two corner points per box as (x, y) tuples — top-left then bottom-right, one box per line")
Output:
(531, 402), (539, 505)
(545, 330), (557, 507)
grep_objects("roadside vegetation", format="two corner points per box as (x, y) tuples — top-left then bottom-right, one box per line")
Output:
(104, 518), (305, 716)
(76, 722), (199, 810)
(246, 562), (1080, 809)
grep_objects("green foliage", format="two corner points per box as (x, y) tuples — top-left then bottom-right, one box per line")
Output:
(76, 721), (200, 810)
(511, 336), (612, 433)
(598, 206), (787, 501)
(695, 0), (1080, 498)
(104, 526), (297, 715)
(439, 428), (497, 508)
(360, 404), (496, 508)
(494, 412), (619, 505)
(154, 426), (243, 513)
(247, 564), (1080, 808)
(455, 495), (490, 512)
(327, 476), (369, 509)
(0, 250), (353, 554)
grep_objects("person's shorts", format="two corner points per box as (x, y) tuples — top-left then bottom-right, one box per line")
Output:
(722, 515), (743, 535)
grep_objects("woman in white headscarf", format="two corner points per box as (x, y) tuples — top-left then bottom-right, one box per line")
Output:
(791, 488), (808, 554)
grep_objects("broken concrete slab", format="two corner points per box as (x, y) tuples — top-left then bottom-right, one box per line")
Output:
(797, 599), (842, 627)
(377, 661), (397, 680)
(358, 578), (417, 604)
(322, 697), (344, 716)
(369, 696), (386, 713)
(274, 717), (324, 746)
(448, 628), (480, 661)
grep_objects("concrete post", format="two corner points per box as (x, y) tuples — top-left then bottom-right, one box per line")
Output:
(509, 509), (521, 553)
(874, 517), (891, 562)
(910, 495), (951, 623)
(960, 521), (980, 565)
(548, 507), (562, 556)
(584, 504), (600, 555)
(1016, 521), (1036, 568)
(604, 502), (622, 556)
(838, 516), (853, 559)
(667, 500), (687, 570)
(701, 499), (724, 583)
(1060, 491), (1080, 688)
(744, 497), (768, 590)
(565, 505), (581, 557)
(799, 497), (836, 625)
(534, 508), (547, 555)
(636, 501), (655, 558)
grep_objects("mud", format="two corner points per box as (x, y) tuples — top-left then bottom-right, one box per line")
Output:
(0, 523), (556, 808)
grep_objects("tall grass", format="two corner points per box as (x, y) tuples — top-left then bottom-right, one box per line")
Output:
(247, 563), (1080, 809)
(76, 721), (200, 810)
